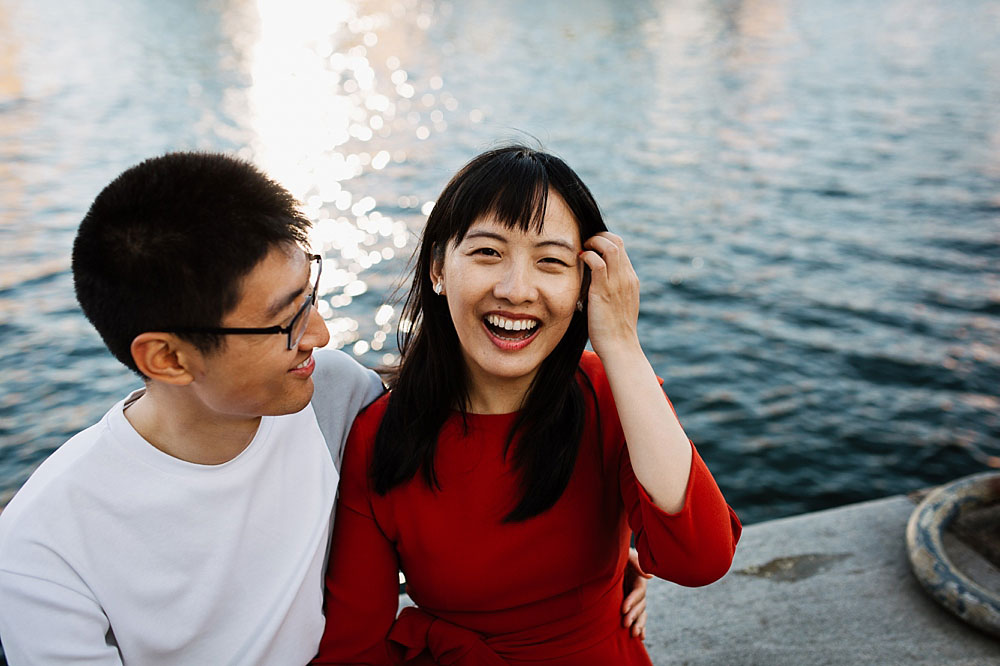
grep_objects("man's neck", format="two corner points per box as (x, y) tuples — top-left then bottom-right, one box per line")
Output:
(123, 386), (262, 465)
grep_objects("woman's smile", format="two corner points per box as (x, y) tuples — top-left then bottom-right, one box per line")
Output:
(482, 311), (542, 350)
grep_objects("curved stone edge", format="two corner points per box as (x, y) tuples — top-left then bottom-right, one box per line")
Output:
(905, 471), (1000, 638)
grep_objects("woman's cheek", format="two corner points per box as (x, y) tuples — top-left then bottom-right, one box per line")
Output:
(547, 276), (583, 317)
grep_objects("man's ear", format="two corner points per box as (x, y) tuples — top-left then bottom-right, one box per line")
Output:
(130, 333), (198, 385)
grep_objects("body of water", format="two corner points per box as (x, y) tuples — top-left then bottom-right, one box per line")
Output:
(1, 0), (998, 524)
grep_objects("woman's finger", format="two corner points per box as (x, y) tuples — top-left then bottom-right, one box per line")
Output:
(583, 234), (639, 308)
(579, 250), (608, 291)
(583, 234), (622, 277)
(603, 232), (639, 281)
(591, 231), (624, 250)
(629, 604), (647, 637)
(624, 600), (645, 631)
(622, 578), (646, 624)
(622, 561), (648, 631)
(628, 547), (653, 579)
(627, 594), (647, 626)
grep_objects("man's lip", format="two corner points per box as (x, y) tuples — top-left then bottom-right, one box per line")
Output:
(289, 354), (315, 373)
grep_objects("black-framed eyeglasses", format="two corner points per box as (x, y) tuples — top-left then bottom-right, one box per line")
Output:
(164, 254), (322, 351)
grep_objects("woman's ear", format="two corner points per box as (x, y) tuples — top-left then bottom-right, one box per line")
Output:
(578, 263), (592, 304)
(429, 244), (445, 294)
(130, 333), (198, 385)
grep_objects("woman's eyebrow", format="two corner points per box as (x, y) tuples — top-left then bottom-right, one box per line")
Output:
(535, 239), (576, 251)
(463, 230), (507, 243)
(463, 230), (576, 251)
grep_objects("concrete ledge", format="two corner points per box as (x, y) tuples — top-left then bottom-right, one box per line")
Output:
(4, 495), (992, 664)
(643, 495), (999, 665)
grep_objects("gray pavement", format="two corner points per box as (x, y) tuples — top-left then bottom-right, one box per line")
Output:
(644, 495), (1000, 665)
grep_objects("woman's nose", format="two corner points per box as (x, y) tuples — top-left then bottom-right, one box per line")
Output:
(493, 263), (537, 304)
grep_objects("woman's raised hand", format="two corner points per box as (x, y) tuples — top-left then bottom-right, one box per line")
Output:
(579, 232), (642, 359)
(580, 231), (694, 514)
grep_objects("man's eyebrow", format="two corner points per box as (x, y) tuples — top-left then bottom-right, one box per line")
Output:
(262, 252), (314, 321)
(463, 230), (577, 251)
(264, 286), (305, 321)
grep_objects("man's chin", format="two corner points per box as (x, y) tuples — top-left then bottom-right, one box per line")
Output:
(262, 382), (315, 417)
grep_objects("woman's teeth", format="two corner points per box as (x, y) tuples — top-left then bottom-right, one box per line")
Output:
(485, 314), (538, 332)
(484, 314), (539, 341)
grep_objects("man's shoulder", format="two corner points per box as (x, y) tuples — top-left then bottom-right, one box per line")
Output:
(309, 348), (385, 470)
(312, 348), (384, 411)
(313, 347), (360, 374)
(314, 348), (376, 389)
(0, 416), (111, 547)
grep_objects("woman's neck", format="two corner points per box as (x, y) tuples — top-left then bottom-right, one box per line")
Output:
(463, 369), (535, 414)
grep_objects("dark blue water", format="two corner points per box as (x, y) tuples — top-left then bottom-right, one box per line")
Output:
(1, 0), (998, 524)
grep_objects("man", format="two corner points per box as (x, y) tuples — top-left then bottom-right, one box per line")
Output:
(0, 153), (383, 663)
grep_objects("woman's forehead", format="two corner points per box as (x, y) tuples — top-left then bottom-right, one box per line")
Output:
(457, 196), (581, 246)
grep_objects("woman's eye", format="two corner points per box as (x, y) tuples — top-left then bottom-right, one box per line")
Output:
(473, 247), (500, 257)
(540, 257), (569, 267)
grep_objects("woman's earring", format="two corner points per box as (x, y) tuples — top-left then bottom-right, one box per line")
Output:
(434, 281), (444, 295)
(576, 299), (583, 312)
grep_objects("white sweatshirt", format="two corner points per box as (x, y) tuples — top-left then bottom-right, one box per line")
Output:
(0, 348), (383, 665)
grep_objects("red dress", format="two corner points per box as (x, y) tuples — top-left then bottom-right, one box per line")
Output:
(314, 352), (741, 665)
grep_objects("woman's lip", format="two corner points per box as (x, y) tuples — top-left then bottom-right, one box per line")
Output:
(482, 320), (541, 351)
(289, 354), (315, 376)
(486, 310), (540, 321)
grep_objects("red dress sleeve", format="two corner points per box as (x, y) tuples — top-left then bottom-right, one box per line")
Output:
(580, 351), (742, 587)
(313, 398), (398, 665)
(620, 442), (742, 586)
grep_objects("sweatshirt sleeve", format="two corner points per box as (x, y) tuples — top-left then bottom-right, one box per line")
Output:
(0, 565), (123, 664)
(312, 401), (398, 665)
(311, 348), (385, 475)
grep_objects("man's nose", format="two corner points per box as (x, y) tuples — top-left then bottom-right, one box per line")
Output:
(300, 305), (331, 349)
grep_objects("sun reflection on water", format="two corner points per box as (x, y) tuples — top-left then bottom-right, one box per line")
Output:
(242, 0), (462, 360)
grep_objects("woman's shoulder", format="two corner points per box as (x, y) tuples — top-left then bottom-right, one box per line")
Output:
(577, 350), (619, 418)
(577, 350), (610, 390)
(349, 392), (392, 442)
(578, 349), (604, 374)
(341, 392), (391, 482)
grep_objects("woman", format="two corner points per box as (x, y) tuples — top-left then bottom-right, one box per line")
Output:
(314, 146), (741, 665)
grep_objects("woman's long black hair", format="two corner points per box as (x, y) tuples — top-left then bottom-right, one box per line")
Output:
(371, 145), (608, 522)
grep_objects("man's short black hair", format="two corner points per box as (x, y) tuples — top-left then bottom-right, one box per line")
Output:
(72, 152), (311, 375)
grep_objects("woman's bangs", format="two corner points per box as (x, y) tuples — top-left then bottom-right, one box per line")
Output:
(485, 165), (550, 235)
(450, 155), (552, 243)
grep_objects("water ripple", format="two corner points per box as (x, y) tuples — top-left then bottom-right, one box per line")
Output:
(1, 0), (998, 524)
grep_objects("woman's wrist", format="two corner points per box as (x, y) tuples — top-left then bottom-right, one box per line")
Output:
(593, 335), (645, 370)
